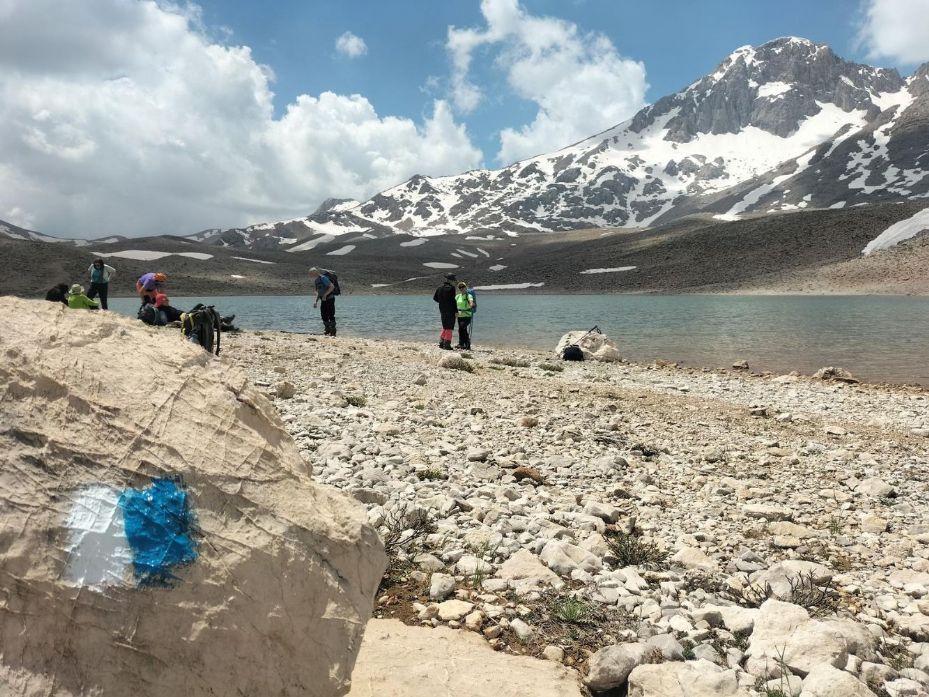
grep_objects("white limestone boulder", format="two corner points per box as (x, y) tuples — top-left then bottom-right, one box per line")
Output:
(0, 298), (386, 697)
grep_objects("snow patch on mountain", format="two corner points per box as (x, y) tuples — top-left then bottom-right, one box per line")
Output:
(863, 207), (929, 255)
(92, 250), (213, 261)
(326, 245), (355, 256)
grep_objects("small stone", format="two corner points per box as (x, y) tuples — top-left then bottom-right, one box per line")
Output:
(513, 466), (543, 484)
(861, 515), (888, 534)
(542, 645), (565, 662)
(274, 381), (296, 399)
(799, 663), (875, 696)
(429, 573), (455, 601)
(413, 374), (427, 386)
(743, 503), (793, 521)
(732, 360), (749, 370)
(467, 448), (490, 462)
(464, 610), (485, 631)
(585, 643), (649, 692)
(483, 625), (503, 639)
(510, 618), (533, 641)
(436, 599), (473, 621)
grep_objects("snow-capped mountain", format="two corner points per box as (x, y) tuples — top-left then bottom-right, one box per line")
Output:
(335, 37), (926, 236)
(5, 37), (927, 255)
(200, 37), (928, 249)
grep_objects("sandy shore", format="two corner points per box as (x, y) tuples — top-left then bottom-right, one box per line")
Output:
(227, 331), (929, 694)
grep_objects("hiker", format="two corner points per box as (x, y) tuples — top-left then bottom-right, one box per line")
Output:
(154, 292), (183, 323)
(67, 284), (99, 310)
(45, 283), (69, 306)
(455, 281), (475, 350)
(433, 273), (457, 350)
(136, 272), (166, 304)
(86, 258), (116, 310)
(310, 267), (337, 336)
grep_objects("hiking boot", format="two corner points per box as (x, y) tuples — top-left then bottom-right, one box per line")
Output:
(441, 340), (453, 350)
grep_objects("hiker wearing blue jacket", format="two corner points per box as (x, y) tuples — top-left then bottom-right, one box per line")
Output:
(310, 267), (337, 336)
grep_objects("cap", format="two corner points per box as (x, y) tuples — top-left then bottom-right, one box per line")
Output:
(70, 284), (84, 295)
(444, 273), (457, 281)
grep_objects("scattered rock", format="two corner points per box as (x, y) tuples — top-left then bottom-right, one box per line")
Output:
(585, 643), (649, 692)
(274, 380), (296, 398)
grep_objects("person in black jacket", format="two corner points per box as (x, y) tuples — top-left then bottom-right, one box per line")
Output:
(45, 283), (69, 306)
(432, 274), (457, 350)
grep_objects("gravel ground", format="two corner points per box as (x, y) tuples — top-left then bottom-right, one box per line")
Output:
(227, 331), (929, 696)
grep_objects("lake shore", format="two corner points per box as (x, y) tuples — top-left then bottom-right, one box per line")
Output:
(226, 330), (929, 693)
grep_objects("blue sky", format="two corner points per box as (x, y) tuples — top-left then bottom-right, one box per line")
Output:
(1, 0), (927, 236)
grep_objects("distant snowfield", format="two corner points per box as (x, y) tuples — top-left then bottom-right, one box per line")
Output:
(580, 266), (637, 274)
(863, 207), (929, 255)
(488, 264), (507, 271)
(287, 234), (334, 252)
(230, 274), (245, 279)
(400, 239), (427, 247)
(232, 256), (276, 264)
(326, 245), (355, 256)
(423, 262), (458, 269)
(455, 248), (479, 258)
(473, 282), (544, 290)
(91, 250), (213, 261)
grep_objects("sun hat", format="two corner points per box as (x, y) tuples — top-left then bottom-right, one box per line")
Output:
(70, 284), (84, 295)
(444, 273), (457, 281)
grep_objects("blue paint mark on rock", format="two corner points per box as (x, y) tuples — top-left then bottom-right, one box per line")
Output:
(118, 478), (197, 585)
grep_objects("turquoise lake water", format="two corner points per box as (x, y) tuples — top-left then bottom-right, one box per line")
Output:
(107, 294), (929, 386)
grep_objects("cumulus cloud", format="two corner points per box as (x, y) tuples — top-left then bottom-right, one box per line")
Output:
(0, 1), (480, 238)
(335, 31), (367, 58)
(858, 0), (929, 64)
(447, 0), (647, 164)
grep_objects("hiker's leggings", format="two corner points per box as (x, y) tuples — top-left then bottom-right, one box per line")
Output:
(457, 317), (471, 347)
(87, 282), (109, 310)
(320, 297), (335, 324)
(440, 311), (456, 330)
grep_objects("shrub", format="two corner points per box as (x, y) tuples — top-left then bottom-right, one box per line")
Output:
(605, 530), (668, 570)
(490, 355), (531, 368)
(345, 395), (367, 407)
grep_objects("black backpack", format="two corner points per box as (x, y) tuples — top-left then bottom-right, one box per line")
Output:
(561, 325), (601, 361)
(138, 303), (166, 326)
(181, 304), (221, 355)
(322, 270), (341, 295)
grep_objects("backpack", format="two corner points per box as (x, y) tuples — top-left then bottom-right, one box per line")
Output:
(322, 270), (341, 296)
(562, 344), (585, 361)
(181, 304), (221, 355)
(467, 288), (476, 314)
(138, 303), (166, 326)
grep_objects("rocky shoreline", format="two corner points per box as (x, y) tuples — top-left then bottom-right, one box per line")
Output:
(228, 331), (929, 696)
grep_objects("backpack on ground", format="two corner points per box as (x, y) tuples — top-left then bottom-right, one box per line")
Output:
(322, 270), (341, 296)
(138, 303), (166, 326)
(181, 304), (221, 355)
(561, 325), (601, 361)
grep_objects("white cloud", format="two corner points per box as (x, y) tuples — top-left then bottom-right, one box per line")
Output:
(0, 1), (480, 238)
(447, 0), (648, 164)
(335, 31), (367, 58)
(858, 0), (929, 64)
